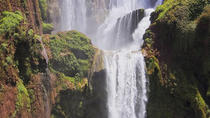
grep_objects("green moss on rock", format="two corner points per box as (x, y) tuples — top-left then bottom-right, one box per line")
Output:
(144, 0), (210, 118)
(0, 11), (23, 35)
(48, 30), (95, 79)
(42, 22), (53, 34)
(14, 80), (31, 116)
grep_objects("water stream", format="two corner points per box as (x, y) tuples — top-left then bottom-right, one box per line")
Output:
(59, 0), (87, 32)
(58, 0), (162, 118)
(101, 8), (155, 118)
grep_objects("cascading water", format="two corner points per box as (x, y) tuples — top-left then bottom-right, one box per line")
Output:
(103, 9), (155, 118)
(93, 0), (162, 118)
(58, 0), (162, 118)
(59, 0), (87, 32)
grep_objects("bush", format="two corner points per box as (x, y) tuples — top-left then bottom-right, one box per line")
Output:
(49, 31), (95, 78)
(0, 11), (23, 35)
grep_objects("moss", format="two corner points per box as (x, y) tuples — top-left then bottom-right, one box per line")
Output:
(144, 1), (210, 117)
(50, 51), (80, 77)
(47, 31), (95, 118)
(53, 69), (76, 90)
(155, 0), (208, 21)
(179, 84), (207, 118)
(146, 56), (162, 81)
(51, 89), (86, 118)
(15, 80), (31, 113)
(5, 56), (13, 65)
(13, 27), (46, 84)
(155, 0), (180, 20)
(42, 22), (53, 34)
(48, 30), (95, 79)
(0, 11), (23, 35)
(28, 89), (35, 105)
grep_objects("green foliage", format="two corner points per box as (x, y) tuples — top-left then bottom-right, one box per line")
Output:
(155, 0), (179, 20)
(28, 29), (34, 36)
(51, 87), (87, 118)
(155, 0), (208, 21)
(15, 80), (31, 113)
(0, 42), (8, 53)
(0, 11), (23, 35)
(49, 30), (95, 78)
(14, 28), (46, 84)
(145, 0), (210, 117)
(42, 22), (54, 34)
(50, 52), (80, 77)
(146, 56), (162, 80)
(6, 56), (13, 65)
(188, 0), (208, 20)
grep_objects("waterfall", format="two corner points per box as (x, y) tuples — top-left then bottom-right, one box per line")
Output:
(103, 9), (154, 118)
(59, 0), (87, 33)
(57, 0), (162, 118)
(94, 0), (162, 118)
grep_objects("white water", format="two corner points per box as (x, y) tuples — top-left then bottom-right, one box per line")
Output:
(58, 0), (162, 118)
(59, 0), (87, 33)
(95, 0), (162, 118)
(103, 9), (154, 118)
(93, 0), (147, 50)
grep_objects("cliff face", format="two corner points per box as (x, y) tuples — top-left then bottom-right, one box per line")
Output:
(0, 0), (47, 117)
(0, 0), (42, 34)
(41, 30), (107, 118)
(143, 0), (210, 118)
(0, 1), (99, 118)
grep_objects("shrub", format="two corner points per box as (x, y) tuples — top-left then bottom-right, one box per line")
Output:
(0, 11), (23, 35)
(49, 31), (95, 78)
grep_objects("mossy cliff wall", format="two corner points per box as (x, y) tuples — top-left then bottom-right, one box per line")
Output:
(0, 0), (48, 117)
(143, 0), (210, 118)
(0, 1), (99, 118)
(0, 0), (43, 34)
(42, 30), (106, 118)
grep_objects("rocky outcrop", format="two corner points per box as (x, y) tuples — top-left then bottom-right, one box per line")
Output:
(88, 49), (108, 118)
(0, 9), (47, 117)
(143, 0), (210, 118)
(41, 30), (107, 118)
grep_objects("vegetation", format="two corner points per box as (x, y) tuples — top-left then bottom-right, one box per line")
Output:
(42, 22), (54, 34)
(0, 11), (23, 34)
(48, 30), (95, 79)
(144, 0), (210, 118)
(0, 9), (46, 117)
(39, 0), (48, 21)
(41, 30), (95, 118)
(15, 80), (31, 112)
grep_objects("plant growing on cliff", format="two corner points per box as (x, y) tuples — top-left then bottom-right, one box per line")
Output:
(0, 11), (23, 35)
(14, 80), (31, 116)
(42, 22), (54, 34)
(49, 31), (95, 78)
